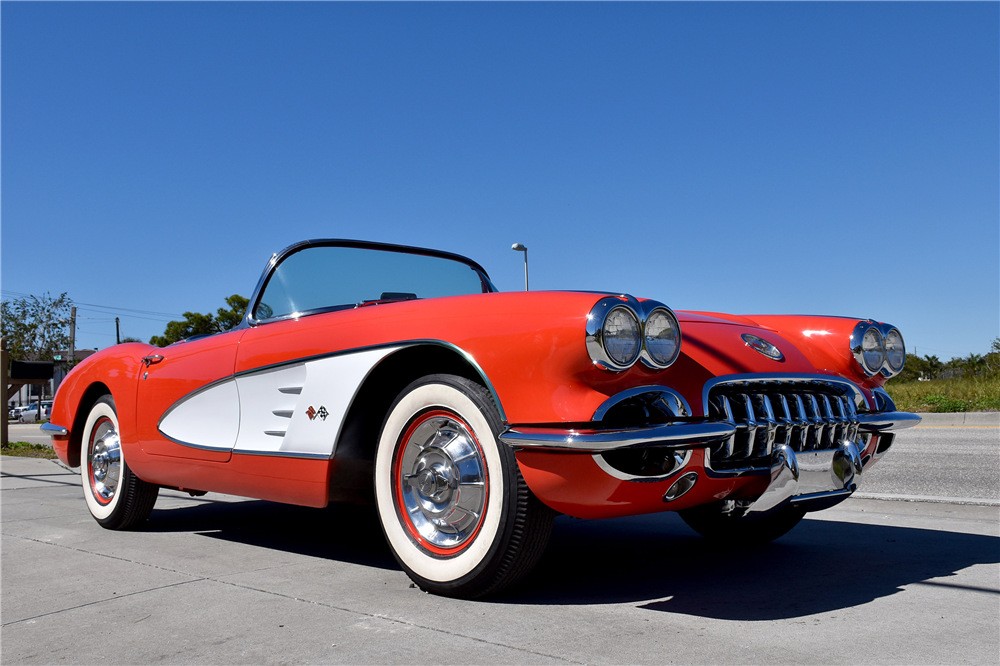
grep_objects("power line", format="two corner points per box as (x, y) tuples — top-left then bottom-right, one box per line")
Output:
(74, 307), (177, 323)
(0, 290), (185, 319)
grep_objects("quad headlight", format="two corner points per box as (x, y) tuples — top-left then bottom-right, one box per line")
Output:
(851, 320), (906, 377)
(643, 307), (681, 367)
(884, 328), (905, 374)
(602, 306), (641, 366)
(586, 296), (681, 371)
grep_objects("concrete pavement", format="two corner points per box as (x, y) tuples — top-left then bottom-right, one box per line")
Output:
(2, 427), (998, 665)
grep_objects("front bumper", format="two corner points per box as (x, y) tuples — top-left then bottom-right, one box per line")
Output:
(499, 420), (735, 453)
(499, 410), (921, 453)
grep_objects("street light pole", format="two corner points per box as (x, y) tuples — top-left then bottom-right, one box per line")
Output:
(511, 243), (529, 291)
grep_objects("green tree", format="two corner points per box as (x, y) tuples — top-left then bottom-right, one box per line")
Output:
(924, 355), (943, 379)
(0, 292), (73, 361)
(215, 295), (249, 331)
(895, 353), (928, 382)
(149, 295), (248, 347)
(986, 338), (1000, 377)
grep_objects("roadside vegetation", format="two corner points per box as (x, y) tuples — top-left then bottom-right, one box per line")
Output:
(1, 441), (58, 459)
(885, 338), (1000, 412)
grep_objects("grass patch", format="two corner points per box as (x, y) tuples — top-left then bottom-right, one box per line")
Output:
(886, 375), (1000, 413)
(1, 441), (58, 459)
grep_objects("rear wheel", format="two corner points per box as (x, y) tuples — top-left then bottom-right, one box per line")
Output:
(374, 374), (554, 599)
(80, 395), (159, 530)
(680, 502), (806, 545)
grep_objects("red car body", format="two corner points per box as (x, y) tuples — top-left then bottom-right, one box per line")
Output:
(47, 239), (918, 598)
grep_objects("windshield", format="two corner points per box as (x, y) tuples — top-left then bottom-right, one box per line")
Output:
(254, 244), (492, 321)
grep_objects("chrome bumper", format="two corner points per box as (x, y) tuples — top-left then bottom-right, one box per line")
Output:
(499, 421), (736, 453)
(40, 422), (69, 437)
(856, 411), (922, 432)
(499, 409), (920, 455)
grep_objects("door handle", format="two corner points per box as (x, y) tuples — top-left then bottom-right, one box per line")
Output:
(142, 355), (165, 367)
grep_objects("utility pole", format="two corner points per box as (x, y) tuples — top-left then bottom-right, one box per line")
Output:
(2, 338), (8, 448)
(511, 243), (529, 291)
(69, 306), (76, 372)
(115, 317), (121, 345)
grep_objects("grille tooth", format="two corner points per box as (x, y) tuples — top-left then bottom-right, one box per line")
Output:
(710, 395), (735, 459)
(792, 394), (809, 450)
(741, 394), (757, 458)
(707, 380), (861, 468)
(819, 395), (836, 448)
(805, 394), (823, 451)
(772, 394), (791, 446)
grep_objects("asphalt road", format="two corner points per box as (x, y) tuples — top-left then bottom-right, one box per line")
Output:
(1, 425), (998, 664)
(5, 423), (52, 446)
(859, 425), (1000, 502)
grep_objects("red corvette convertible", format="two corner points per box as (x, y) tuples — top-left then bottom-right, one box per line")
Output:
(45, 239), (919, 598)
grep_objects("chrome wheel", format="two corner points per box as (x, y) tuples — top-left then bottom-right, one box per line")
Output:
(88, 417), (122, 504)
(394, 411), (488, 553)
(376, 374), (554, 598)
(81, 395), (158, 529)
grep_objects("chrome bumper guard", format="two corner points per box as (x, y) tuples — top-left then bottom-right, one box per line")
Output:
(499, 421), (736, 453)
(745, 410), (921, 515)
(746, 440), (864, 515)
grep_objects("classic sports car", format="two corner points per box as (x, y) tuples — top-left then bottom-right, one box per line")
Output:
(45, 239), (919, 598)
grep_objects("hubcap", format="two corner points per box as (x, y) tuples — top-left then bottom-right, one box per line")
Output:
(396, 412), (487, 552)
(88, 419), (122, 503)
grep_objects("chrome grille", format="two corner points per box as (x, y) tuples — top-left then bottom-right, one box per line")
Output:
(707, 380), (861, 467)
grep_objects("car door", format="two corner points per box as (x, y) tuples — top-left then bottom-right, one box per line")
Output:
(134, 329), (244, 462)
(233, 315), (400, 460)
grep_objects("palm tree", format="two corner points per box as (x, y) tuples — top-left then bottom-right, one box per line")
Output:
(924, 355), (943, 379)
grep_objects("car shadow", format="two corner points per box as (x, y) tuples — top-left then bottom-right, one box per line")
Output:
(145, 497), (400, 571)
(497, 512), (1000, 620)
(143, 497), (999, 620)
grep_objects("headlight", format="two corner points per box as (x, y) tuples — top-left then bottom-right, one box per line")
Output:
(851, 321), (887, 376)
(603, 306), (641, 366)
(862, 327), (885, 372)
(884, 328), (905, 374)
(586, 296), (681, 371)
(642, 307), (681, 368)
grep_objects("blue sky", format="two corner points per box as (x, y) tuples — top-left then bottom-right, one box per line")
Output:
(2, 2), (997, 360)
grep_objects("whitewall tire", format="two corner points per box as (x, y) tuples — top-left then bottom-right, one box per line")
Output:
(80, 395), (159, 530)
(375, 375), (554, 598)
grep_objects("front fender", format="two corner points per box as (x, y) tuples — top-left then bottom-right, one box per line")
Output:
(49, 344), (151, 467)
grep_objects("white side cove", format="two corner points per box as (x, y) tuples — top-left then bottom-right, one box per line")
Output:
(158, 381), (241, 451)
(158, 346), (402, 458)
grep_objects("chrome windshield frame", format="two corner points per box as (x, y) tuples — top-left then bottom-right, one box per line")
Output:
(241, 239), (496, 329)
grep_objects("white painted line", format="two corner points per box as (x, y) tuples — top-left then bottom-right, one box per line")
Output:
(852, 492), (1000, 507)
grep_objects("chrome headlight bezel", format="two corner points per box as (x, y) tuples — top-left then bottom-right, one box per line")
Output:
(851, 320), (905, 377)
(639, 306), (682, 369)
(881, 327), (906, 377)
(586, 296), (682, 372)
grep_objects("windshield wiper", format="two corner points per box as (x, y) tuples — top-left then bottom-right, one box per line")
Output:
(357, 292), (418, 308)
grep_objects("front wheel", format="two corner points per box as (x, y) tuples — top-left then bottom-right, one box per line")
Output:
(679, 502), (806, 545)
(80, 395), (159, 530)
(374, 374), (554, 599)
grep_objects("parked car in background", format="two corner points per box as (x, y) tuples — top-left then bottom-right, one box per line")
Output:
(46, 239), (919, 599)
(19, 401), (52, 423)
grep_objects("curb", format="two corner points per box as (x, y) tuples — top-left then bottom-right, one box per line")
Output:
(913, 412), (999, 427)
